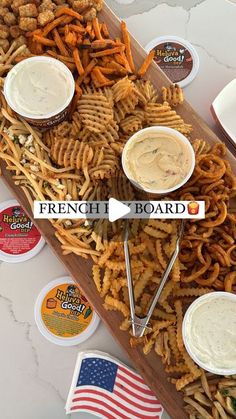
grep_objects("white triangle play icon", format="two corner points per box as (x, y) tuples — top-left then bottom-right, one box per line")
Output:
(108, 198), (131, 223)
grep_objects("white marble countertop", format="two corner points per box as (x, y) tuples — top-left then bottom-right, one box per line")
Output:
(0, 1), (235, 418)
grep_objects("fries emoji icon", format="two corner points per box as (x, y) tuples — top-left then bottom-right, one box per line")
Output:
(188, 201), (199, 215)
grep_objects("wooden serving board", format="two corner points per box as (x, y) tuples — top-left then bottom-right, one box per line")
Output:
(1, 4), (236, 419)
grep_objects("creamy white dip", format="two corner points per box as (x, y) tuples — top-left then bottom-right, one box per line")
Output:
(7, 59), (73, 117)
(185, 296), (236, 370)
(123, 131), (193, 191)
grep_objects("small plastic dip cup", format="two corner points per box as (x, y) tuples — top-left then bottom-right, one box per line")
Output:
(122, 126), (195, 195)
(4, 56), (75, 128)
(183, 292), (236, 375)
(0, 199), (45, 263)
(146, 36), (199, 88)
(34, 277), (100, 346)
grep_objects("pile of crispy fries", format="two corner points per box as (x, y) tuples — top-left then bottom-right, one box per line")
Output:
(0, 1), (236, 418)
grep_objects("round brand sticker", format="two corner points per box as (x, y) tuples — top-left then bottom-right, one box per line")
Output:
(35, 278), (100, 346)
(0, 205), (41, 255)
(41, 283), (93, 338)
(0, 200), (45, 263)
(153, 41), (193, 83)
(146, 36), (199, 87)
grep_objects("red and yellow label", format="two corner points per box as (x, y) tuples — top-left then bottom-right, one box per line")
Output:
(41, 283), (93, 338)
(0, 205), (41, 255)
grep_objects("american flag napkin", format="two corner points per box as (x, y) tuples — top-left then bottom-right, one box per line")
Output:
(65, 351), (163, 419)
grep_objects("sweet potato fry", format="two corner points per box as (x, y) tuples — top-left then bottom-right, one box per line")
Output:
(42, 16), (71, 37)
(86, 22), (95, 40)
(91, 39), (117, 49)
(54, 60), (76, 71)
(14, 54), (36, 63)
(68, 24), (85, 34)
(106, 61), (127, 75)
(82, 49), (89, 68)
(34, 41), (43, 55)
(96, 66), (120, 75)
(138, 49), (155, 77)
(101, 23), (110, 38)
(65, 31), (77, 47)
(25, 29), (41, 38)
(33, 35), (56, 47)
(82, 39), (91, 49)
(77, 58), (97, 85)
(121, 21), (135, 72)
(47, 50), (75, 63)
(92, 17), (102, 40)
(75, 82), (82, 97)
(115, 52), (132, 73)
(92, 67), (109, 83)
(91, 68), (114, 87)
(55, 7), (83, 22)
(73, 48), (84, 76)
(90, 46), (125, 58)
(53, 28), (69, 56)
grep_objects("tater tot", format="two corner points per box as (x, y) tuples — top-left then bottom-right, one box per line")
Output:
(1, 0), (12, 7)
(84, 7), (97, 22)
(94, 0), (104, 11)
(19, 3), (38, 18)
(11, 0), (29, 13)
(0, 24), (9, 39)
(9, 25), (23, 38)
(38, 0), (56, 13)
(38, 10), (54, 27)
(19, 17), (37, 31)
(72, 0), (93, 13)
(0, 38), (9, 51)
(14, 34), (27, 48)
(0, 7), (9, 18)
(4, 12), (17, 26)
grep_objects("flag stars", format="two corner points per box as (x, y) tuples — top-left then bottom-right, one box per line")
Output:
(76, 357), (118, 392)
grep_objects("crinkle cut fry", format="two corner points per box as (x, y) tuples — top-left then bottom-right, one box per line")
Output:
(174, 299), (185, 353)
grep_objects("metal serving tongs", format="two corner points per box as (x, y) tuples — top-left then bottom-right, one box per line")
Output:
(124, 220), (185, 338)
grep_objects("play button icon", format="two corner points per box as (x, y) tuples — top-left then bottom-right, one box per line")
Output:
(108, 198), (131, 222)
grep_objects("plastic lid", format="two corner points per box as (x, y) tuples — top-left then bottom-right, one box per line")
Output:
(146, 36), (199, 87)
(0, 199), (45, 263)
(4, 56), (75, 120)
(34, 277), (100, 346)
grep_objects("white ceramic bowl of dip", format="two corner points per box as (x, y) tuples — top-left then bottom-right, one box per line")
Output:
(4, 56), (75, 128)
(122, 126), (195, 194)
(183, 292), (236, 375)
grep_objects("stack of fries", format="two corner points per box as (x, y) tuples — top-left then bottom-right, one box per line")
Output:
(0, 1), (236, 417)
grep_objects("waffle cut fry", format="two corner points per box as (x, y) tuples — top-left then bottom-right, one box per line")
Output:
(50, 138), (93, 169)
(135, 79), (159, 104)
(112, 76), (134, 102)
(114, 88), (139, 123)
(120, 115), (143, 134)
(78, 93), (114, 133)
(89, 145), (119, 180)
(162, 84), (184, 107)
(145, 101), (193, 135)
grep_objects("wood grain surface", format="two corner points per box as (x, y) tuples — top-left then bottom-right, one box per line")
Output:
(1, 3), (235, 418)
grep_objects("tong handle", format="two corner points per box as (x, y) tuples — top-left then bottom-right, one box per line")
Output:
(124, 229), (137, 336)
(124, 220), (185, 338)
